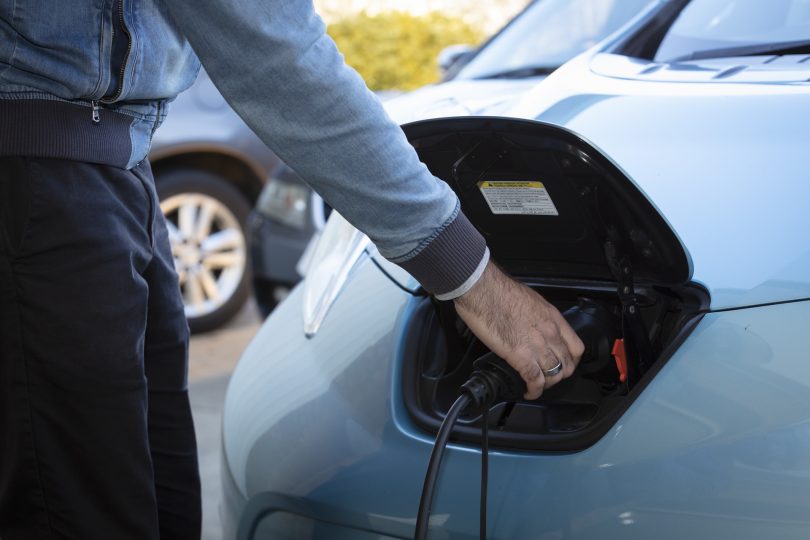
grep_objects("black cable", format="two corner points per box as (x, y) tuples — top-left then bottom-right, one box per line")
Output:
(414, 393), (471, 540)
(415, 353), (525, 540)
(480, 407), (489, 540)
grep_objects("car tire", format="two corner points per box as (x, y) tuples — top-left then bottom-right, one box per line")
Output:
(156, 169), (252, 334)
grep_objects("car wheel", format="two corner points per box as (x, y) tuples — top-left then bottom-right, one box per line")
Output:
(156, 169), (252, 333)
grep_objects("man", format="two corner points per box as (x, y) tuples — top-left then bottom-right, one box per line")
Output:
(0, 0), (584, 538)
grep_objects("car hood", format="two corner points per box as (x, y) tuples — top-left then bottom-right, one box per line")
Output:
(502, 53), (810, 309)
(382, 78), (541, 125)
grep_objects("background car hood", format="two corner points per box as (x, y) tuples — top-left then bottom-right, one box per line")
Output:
(382, 78), (540, 124)
(502, 53), (810, 310)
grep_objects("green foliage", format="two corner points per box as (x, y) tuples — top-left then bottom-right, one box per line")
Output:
(327, 11), (483, 91)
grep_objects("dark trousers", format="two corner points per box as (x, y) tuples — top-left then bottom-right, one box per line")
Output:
(0, 158), (201, 539)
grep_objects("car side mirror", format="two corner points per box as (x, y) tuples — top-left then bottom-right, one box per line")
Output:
(437, 44), (475, 74)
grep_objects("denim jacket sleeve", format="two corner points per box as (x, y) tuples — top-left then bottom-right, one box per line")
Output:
(162, 0), (488, 299)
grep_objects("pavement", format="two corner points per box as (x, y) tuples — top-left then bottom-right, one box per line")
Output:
(189, 301), (264, 540)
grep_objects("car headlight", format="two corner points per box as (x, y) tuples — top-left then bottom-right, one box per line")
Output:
(255, 177), (310, 229)
(302, 212), (370, 337)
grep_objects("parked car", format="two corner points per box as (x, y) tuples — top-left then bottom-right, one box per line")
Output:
(221, 0), (810, 538)
(149, 69), (282, 332)
(249, 0), (655, 316)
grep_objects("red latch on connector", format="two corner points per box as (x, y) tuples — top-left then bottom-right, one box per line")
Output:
(612, 338), (628, 383)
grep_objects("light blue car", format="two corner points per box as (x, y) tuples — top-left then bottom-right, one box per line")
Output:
(221, 1), (810, 538)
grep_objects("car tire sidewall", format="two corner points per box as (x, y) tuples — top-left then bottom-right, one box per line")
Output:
(156, 169), (253, 333)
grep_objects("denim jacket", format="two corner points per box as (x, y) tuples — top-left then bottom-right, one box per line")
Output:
(0, 0), (487, 298)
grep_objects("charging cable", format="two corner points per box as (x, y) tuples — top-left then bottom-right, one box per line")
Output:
(414, 392), (471, 540)
(414, 353), (525, 540)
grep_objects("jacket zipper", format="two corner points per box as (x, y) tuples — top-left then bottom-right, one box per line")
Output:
(95, 0), (132, 122)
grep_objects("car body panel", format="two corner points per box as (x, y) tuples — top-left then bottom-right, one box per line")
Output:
(223, 259), (810, 537)
(370, 250), (420, 294)
(507, 54), (810, 310)
(383, 78), (541, 124)
(589, 52), (810, 84)
(223, 256), (406, 492)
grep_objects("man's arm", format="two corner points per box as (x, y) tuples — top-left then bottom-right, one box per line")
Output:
(162, 0), (483, 296)
(163, 0), (582, 394)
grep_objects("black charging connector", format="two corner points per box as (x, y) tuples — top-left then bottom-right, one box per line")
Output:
(415, 352), (526, 540)
(464, 353), (527, 407)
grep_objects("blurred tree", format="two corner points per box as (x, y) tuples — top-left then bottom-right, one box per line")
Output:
(327, 11), (483, 91)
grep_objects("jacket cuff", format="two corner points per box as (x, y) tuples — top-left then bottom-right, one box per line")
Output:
(396, 210), (488, 298)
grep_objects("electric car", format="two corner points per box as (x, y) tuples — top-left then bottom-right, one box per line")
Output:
(248, 0), (656, 316)
(222, 1), (810, 538)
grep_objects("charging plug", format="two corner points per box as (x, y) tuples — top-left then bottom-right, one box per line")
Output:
(461, 352), (527, 411)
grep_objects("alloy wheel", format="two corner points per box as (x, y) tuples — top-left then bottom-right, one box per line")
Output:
(161, 193), (247, 320)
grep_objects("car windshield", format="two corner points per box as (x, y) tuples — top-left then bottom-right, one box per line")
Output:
(655, 0), (810, 62)
(454, 0), (655, 80)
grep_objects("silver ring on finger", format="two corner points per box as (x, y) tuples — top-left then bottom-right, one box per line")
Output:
(542, 358), (563, 377)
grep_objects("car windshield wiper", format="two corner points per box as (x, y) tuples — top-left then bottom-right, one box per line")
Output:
(474, 65), (558, 79)
(669, 39), (810, 63)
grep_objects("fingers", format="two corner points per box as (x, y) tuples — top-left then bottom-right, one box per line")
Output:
(452, 261), (585, 401)
(542, 345), (568, 390)
(553, 311), (585, 379)
(490, 310), (581, 400)
(520, 346), (569, 400)
(517, 354), (545, 400)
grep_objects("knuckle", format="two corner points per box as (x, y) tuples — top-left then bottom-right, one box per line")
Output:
(537, 319), (556, 336)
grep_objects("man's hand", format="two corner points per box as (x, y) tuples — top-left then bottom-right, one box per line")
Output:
(453, 260), (585, 400)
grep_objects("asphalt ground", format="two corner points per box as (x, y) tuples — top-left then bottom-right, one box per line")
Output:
(189, 300), (263, 540)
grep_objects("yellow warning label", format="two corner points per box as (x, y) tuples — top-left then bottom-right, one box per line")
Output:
(479, 181), (545, 189)
(478, 180), (559, 216)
